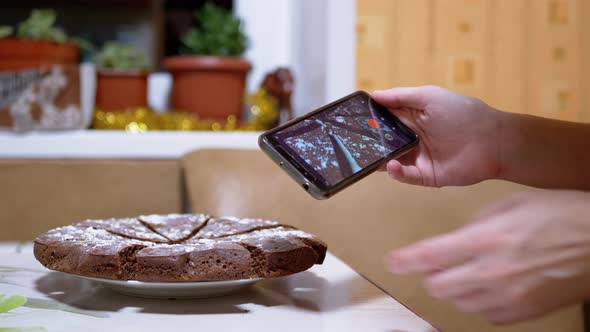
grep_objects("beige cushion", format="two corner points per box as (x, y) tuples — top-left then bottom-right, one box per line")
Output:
(0, 159), (182, 239)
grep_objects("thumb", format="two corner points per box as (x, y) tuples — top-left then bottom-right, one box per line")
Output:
(386, 159), (424, 186)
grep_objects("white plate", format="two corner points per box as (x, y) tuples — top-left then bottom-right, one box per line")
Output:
(78, 276), (263, 299)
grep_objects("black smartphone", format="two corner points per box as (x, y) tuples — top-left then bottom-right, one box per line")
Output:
(258, 91), (419, 199)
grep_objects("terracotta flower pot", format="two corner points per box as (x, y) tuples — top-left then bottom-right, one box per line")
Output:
(0, 38), (79, 71)
(163, 56), (251, 120)
(95, 70), (149, 111)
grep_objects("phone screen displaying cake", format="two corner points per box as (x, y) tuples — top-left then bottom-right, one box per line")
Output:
(270, 92), (416, 187)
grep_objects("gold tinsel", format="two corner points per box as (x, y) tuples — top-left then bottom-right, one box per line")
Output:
(92, 88), (279, 132)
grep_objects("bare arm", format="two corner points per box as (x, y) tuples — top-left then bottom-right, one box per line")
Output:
(497, 112), (590, 190)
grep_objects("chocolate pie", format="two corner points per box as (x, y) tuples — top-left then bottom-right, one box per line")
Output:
(34, 214), (327, 282)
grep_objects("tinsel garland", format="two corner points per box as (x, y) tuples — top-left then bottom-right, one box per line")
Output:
(92, 88), (279, 132)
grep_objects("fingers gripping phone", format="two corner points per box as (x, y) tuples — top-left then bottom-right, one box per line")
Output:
(258, 91), (419, 199)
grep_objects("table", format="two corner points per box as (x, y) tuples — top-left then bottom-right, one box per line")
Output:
(0, 242), (438, 332)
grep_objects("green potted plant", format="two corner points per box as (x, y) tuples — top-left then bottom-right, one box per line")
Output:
(162, 2), (251, 120)
(94, 42), (149, 111)
(0, 9), (80, 71)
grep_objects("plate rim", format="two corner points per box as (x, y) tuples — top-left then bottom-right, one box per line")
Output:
(69, 273), (264, 288)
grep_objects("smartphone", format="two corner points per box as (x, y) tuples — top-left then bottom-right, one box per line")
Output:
(258, 91), (419, 199)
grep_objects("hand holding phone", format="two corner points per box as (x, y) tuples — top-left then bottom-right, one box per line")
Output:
(259, 91), (419, 199)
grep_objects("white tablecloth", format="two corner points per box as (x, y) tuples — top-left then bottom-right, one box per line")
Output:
(0, 242), (437, 332)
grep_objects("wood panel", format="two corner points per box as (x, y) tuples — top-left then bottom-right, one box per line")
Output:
(356, 0), (398, 91)
(433, 0), (494, 100)
(491, 0), (527, 114)
(393, 0), (431, 86)
(356, 0), (589, 122)
(527, 0), (581, 121)
(582, 0), (590, 122)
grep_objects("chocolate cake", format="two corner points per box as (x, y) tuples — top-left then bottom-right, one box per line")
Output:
(34, 214), (327, 282)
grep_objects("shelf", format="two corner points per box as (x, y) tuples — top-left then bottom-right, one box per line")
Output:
(0, 130), (260, 159)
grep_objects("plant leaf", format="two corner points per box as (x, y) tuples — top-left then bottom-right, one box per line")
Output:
(0, 26), (13, 38)
(181, 2), (247, 56)
(23, 298), (107, 318)
(17, 9), (70, 43)
(0, 327), (47, 332)
(0, 295), (27, 313)
(94, 41), (147, 71)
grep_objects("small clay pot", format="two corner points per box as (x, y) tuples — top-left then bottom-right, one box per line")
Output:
(163, 56), (251, 120)
(95, 70), (149, 111)
(0, 38), (79, 71)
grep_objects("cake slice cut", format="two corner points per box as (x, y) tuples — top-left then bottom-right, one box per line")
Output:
(220, 227), (328, 277)
(139, 213), (209, 242)
(78, 218), (168, 243)
(194, 216), (285, 239)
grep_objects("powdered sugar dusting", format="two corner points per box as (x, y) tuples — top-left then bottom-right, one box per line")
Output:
(37, 225), (151, 247)
(78, 218), (168, 242)
(227, 227), (314, 241)
(196, 216), (280, 238)
(38, 215), (312, 247)
(139, 213), (209, 242)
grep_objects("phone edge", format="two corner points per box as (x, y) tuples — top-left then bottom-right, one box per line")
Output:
(258, 135), (329, 200)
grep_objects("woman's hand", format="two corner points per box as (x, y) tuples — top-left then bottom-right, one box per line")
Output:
(372, 86), (503, 187)
(386, 190), (590, 324)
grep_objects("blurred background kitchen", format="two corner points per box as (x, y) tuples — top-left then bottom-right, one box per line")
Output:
(0, 0), (587, 131)
(0, 1), (588, 332)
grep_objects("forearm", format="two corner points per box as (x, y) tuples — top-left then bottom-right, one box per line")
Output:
(496, 111), (590, 190)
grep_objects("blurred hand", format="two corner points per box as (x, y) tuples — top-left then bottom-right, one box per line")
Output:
(372, 86), (502, 187)
(385, 190), (590, 324)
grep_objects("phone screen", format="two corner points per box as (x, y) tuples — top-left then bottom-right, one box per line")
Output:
(270, 92), (416, 188)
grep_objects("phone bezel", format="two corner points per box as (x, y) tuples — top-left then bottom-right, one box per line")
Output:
(258, 90), (419, 199)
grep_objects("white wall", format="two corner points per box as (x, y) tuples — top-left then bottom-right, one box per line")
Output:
(235, 0), (356, 117)
(234, 0), (295, 93)
(324, 0), (356, 102)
